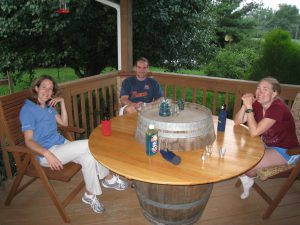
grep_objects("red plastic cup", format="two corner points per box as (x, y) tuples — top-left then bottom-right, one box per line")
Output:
(101, 120), (112, 136)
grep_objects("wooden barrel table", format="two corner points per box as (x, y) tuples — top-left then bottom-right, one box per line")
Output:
(134, 103), (215, 224)
(88, 113), (264, 225)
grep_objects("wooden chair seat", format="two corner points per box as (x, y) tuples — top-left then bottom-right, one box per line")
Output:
(256, 164), (295, 181)
(26, 162), (82, 182)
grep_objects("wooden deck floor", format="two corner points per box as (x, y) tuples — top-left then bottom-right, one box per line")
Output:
(0, 174), (299, 225)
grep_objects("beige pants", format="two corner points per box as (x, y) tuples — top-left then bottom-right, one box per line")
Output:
(40, 139), (109, 195)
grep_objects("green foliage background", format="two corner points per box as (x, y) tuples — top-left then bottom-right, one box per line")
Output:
(251, 29), (300, 84)
(205, 40), (260, 79)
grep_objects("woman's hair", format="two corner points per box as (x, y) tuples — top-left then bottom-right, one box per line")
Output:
(29, 75), (59, 103)
(259, 76), (281, 95)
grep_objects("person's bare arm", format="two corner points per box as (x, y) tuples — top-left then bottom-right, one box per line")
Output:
(24, 130), (63, 171)
(234, 104), (248, 125)
(48, 97), (68, 126)
(246, 114), (276, 137)
(234, 93), (255, 125)
(120, 95), (143, 110)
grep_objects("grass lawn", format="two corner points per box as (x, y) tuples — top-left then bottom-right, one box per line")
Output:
(0, 67), (206, 96)
(0, 67), (78, 96)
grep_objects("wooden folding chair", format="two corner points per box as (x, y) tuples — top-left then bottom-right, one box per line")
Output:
(0, 90), (85, 223)
(235, 93), (300, 219)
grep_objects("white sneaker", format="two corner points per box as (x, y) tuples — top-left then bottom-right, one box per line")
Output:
(239, 175), (254, 199)
(82, 192), (105, 213)
(102, 174), (128, 191)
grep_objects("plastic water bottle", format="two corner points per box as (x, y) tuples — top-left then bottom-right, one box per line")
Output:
(217, 104), (227, 132)
(146, 124), (159, 156)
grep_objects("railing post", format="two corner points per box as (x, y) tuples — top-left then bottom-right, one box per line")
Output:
(7, 71), (14, 94)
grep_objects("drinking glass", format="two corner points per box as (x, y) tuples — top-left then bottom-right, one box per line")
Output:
(219, 147), (226, 158)
(205, 145), (213, 156)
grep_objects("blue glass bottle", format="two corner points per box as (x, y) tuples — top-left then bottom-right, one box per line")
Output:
(217, 104), (227, 132)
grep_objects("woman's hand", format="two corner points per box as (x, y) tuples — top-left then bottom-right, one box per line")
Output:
(43, 151), (64, 171)
(241, 93), (255, 109)
(48, 97), (65, 107)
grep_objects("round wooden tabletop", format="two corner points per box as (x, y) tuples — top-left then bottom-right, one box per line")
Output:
(89, 113), (264, 185)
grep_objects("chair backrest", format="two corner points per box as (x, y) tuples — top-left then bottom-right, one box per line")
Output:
(291, 93), (300, 144)
(0, 90), (31, 170)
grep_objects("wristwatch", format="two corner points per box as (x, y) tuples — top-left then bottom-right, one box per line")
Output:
(245, 108), (253, 113)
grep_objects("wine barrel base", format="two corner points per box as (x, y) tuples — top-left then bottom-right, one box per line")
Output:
(135, 181), (213, 225)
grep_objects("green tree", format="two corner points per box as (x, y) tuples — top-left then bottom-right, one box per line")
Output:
(205, 40), (259, 79)
(267, 4), (300, 39)
(0, 0), (218, 78)
(212, 0), (259, 47)
(251, 28), (300, 85)
(133, 0), (216, 71)
(247, 6), (274, 38)
(0, 0), (118, 79)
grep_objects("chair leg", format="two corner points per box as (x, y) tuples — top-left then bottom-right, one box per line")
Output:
(252, 182), (273, 205)
(62, 180), (85, 207)
(262, 167), (300, 220)
(235, 178), (241, 187)
(32, 157), (71, 223)
(5, 155), (31, 205)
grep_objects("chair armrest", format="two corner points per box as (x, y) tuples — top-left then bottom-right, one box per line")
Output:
(58, 125), (85, 141)
(6, 145), (34, 154)
(287, 147), (300, 156)
(58, 126), (85, 134)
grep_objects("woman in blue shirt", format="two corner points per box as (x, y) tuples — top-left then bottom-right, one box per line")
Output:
(19, 75), (128, 214)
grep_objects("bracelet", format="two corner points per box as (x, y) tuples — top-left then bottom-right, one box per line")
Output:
(245, 108), (253, 113)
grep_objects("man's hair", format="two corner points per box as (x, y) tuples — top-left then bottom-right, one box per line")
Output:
(29, 75), (59, 103)
(135, 57), (149, 66)
(259, 76), (281, 95)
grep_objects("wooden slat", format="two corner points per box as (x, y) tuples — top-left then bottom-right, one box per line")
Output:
(72, 95), (80, 139)
(80, 93), (87, 138)
(108, 85), (114, 117)
(87, 90), (94, 132)
(202, 89), (207, 106)
(212, 91), (217, 115)
(95, 88), (101, 125)
(182, 87), (187, 100)
(192, 88), (197, 103)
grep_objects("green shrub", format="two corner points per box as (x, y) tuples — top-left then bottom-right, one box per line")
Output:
(251, 28), (300, 84)
(205, 41), (259, 80)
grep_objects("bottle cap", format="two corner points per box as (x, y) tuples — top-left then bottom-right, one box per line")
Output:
(149, 124), (155, 129)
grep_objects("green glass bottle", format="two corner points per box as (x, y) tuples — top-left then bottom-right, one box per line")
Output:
(146, 124), (159, 156)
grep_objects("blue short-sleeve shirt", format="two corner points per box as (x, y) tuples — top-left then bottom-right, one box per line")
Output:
(120, 76), (163, 103)
(19, 99), (65, 149)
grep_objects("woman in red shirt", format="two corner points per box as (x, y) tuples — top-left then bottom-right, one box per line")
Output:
(234, 77), (299, 199)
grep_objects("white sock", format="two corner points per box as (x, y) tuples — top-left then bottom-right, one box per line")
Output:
(106, 175), (117, 184)
(239, 175), (254, 199)
(85, 192), (94, 199)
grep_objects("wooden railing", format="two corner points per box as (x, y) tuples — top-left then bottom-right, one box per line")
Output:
(56, 71), (300, 138)
(1, 71), (300, 178)
(120, 71), (300, 116)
